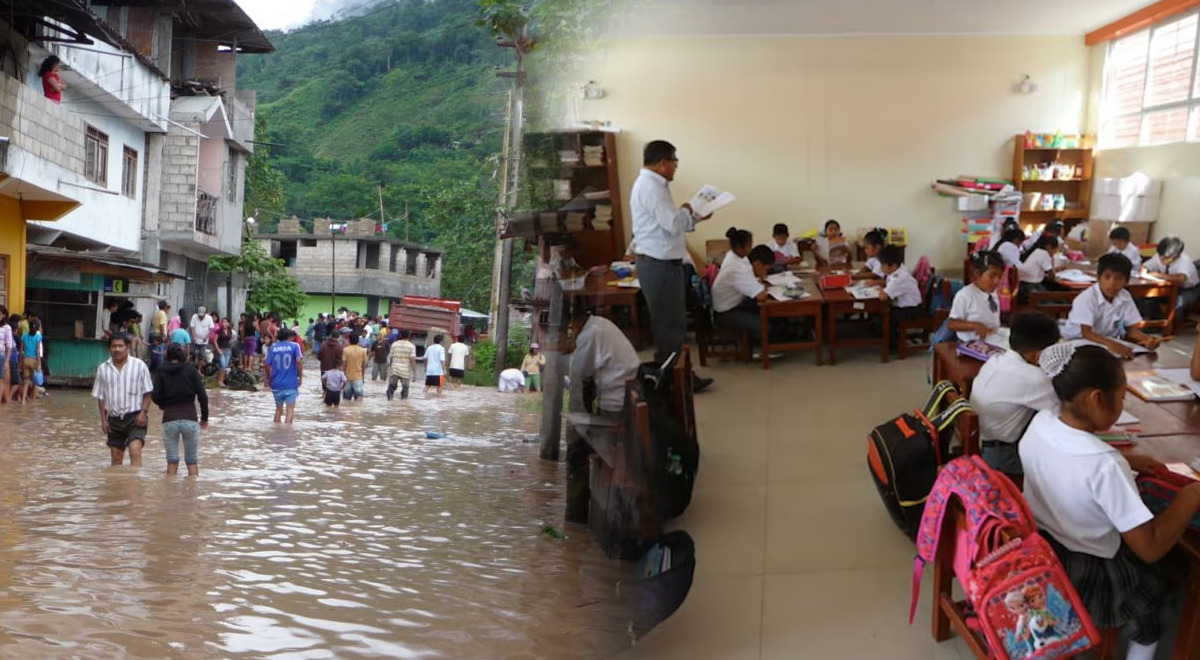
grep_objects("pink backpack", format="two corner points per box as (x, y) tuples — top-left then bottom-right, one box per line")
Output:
(912, 256), (934, 293)
(910, 456), (1099, 660)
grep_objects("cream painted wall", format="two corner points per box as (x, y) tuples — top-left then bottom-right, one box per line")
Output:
(1085, 43), (1200, 253)
(567, 36), (1090, 269)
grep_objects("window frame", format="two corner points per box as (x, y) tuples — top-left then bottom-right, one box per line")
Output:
(1100, 9), (1200, 148)
(84, 125), (109, 186)
(121, 146), (138, 198)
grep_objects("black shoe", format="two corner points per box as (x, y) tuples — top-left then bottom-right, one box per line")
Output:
(692, 376), (714, 393)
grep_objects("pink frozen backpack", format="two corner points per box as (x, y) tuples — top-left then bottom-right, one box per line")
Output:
(909, 456), (1100, 660)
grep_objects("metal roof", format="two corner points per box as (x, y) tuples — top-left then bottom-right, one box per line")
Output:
(89, 0), (274, 53)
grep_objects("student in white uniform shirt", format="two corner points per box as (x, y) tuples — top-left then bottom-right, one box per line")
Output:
(563, 303), (642, 522)
(1020, 220), (1064, 252)
(968, 311), (1060, 475)
(1107, 226), (1142, 270)
(855, 229), (886, 280)
(1141, 236), (1200, 315)
(876, 246), (921, 350)
(813, 219), (850, 267)
(711, 229), (775, 344)
(948, 251), (1004, 342)
(1063, 253), (1161, 358)
(1020, 343), (1198, 660)
(1017, 234), (1061, 304)
(769, 223), (802, 265)
(994, 228), (1025, 268)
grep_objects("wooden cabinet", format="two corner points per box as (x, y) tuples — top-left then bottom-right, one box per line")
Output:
(1011, 134), (1095, 234)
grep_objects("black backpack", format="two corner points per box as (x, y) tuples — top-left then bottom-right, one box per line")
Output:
(636, 356), (699, 522)
(866, 380), (972, 540)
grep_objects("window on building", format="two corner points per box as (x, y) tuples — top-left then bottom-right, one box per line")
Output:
(1100, 11), (1200, 148)
(121, 146), (138, 197)
(84, 125), (109, 185)
(227, 148), (239, 201)
(279, 240), (297, 267)
(301, 239), (317, 248)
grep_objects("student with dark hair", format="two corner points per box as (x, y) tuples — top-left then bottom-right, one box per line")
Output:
(1017, 234), (1061, 304)
(630, 139), (714, 392)
(1021, 220), (1065, 252)
(1142, 236), (1200, 314)
(711, 243), (778, 357)
(814, 219), (848, 267)
(92, 333), (154, 467)
(1021, 343), (1196, 660)
(856, 230), (886, 279)
(967, 311), (1060, 475)
(995, 228), (1026, 267)
(151, 343), (209, 476)
(1108, 226), (1141, 270)
(948, 251), (1004, 341)
(876, 245), (921, 350)
(723, 227), (753, 262)
(770, 223), (801, 264)
(39, 56), (66, 104)
(1065, 253), (1159, 358)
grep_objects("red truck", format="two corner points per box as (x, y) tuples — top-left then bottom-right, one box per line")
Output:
(388, 297), (461, 350)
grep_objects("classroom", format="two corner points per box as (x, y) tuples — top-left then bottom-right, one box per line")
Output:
(533, 1), (1200, 659)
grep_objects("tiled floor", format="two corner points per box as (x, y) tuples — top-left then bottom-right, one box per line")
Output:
(617, 336), (1200, 660)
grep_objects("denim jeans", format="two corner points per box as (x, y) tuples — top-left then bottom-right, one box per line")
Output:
(162, 420), (201, 466)
(347, 379), (364, 399)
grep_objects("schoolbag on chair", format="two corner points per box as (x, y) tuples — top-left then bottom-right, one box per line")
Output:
(636, 358), (699, 521)
(910, 456), (1099, 660)
(866, 381), (973, 540)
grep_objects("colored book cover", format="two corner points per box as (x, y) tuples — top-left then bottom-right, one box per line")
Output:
(956, 340), (1006, 363)
(1127, 373), (1197, 402)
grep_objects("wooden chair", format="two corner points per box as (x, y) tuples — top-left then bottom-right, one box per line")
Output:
(1027, 289), (1080, 320)
(705, 239), (730, 266)
(671, 346), (697, 445)
(898, 275), (951, 359)
(693, 280), (751, 366)
(940, 390), (979, 460)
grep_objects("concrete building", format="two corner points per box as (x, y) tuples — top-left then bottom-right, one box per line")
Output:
(257, 217), (443, 321)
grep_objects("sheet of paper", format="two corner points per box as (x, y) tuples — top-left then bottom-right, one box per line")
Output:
(688, 184), (736, 217)
(1056, 269), (1096, 283)
(843, 284), (881, 300)
(614, 278), (640, 289)
(766, 272), (802, 287)
(1114, 410), (1139, 426)
(1155, 368), (1200, 396)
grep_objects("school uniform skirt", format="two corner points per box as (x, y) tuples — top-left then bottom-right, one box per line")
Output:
(1044, 533), (1170, 644)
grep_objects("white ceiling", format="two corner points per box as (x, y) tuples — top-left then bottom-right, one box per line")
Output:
(610, 0), (1156, 37)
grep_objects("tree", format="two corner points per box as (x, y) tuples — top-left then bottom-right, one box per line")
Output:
(414, 179), (498, 312)
(244, 118), (286, 223)
(210, 239), (307, 319)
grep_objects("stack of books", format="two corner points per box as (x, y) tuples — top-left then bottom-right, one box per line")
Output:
(559, 150), (580, 165)
(564, 212), (587, 232)
(553, 179), (572, 201)
(583, 145), (604, 166)
(592, 205), (612, 230)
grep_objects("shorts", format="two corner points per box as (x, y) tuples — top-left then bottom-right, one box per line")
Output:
(191, 343), (208, 361)
(324, 388), (342, 406)
(272, 387), (299, 406)
(20, 356), (36, 380)
(449, 368), (465, 379)
(426, 375), (442, 387)
(106, 412), (147, 450)
(244, 337), (258, 355)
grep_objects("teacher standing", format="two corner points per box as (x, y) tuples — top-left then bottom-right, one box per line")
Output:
(631, 140), (714, 392)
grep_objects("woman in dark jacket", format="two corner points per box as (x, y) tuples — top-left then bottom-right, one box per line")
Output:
(151, 343), (209, 476)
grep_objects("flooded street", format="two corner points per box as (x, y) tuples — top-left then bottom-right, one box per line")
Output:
(0, 368), (636, 659)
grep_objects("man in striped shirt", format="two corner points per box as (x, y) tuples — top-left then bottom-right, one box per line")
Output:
(92, 334), (155, 467)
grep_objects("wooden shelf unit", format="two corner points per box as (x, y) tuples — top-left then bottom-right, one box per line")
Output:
(523, 130), (625, 268)
(1011, 134), (1095, 235)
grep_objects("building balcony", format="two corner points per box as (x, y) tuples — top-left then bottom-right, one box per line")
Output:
(43, 38), (170, 133)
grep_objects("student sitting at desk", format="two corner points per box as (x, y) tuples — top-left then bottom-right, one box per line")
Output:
(1063, 253), (1160, 359)
(770, 223), (802, 265)
(1021, 343), (1192, 660)
(1017, 234), (1062, 305)
(948, 251), (1004, 342)
(855, 229), (886, 280)
(1108, 226), (1142, 270)
(1021, 219), (1065, 252)
(712, 229), (776, 348)
(995, 228), (1025, 268)
(1141, 236), (1200, 316)
(814, 219), (851, 267)
(563, 301), (641, 522)
(876, 245), (921, 350)
(968, 311), (1060, 476)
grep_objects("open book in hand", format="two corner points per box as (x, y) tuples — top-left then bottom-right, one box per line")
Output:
(688, 184), (736, 217)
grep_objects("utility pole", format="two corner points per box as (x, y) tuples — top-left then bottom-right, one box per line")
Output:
(330, 222), (337, 316)
(377, 185), (386, 232)
(492, 30), (529, 385)
(487, 89), (513, 334)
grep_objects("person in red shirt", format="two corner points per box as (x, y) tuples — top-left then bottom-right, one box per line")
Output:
(39, 56), (66, 104)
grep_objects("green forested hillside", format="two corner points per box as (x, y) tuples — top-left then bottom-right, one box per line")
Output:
(237, 0), (509, 311)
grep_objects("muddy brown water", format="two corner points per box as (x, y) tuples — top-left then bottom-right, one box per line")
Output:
(0, 372), (637, 659)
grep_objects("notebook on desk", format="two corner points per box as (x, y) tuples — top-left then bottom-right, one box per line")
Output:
(1127, 372), (1198, 402)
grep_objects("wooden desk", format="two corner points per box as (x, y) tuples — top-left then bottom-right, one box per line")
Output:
(759, 289), (824, 370)
(578, 273), (644, 349)
(823, 287), (890, 365)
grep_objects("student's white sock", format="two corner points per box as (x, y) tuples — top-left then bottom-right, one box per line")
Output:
(1126, 641), (1158, 660)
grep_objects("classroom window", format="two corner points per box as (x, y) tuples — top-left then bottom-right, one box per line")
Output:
(1100, 11), (1200, 148)
(121, 146), (138, 197)
(84, 125), (109, 185)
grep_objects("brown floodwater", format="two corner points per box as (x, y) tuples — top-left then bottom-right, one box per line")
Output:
(0, 371), (639, 659)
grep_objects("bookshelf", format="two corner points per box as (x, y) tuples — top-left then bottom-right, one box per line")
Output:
(519, 130), (625, 268)
(1011, 134), (1095, 235)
